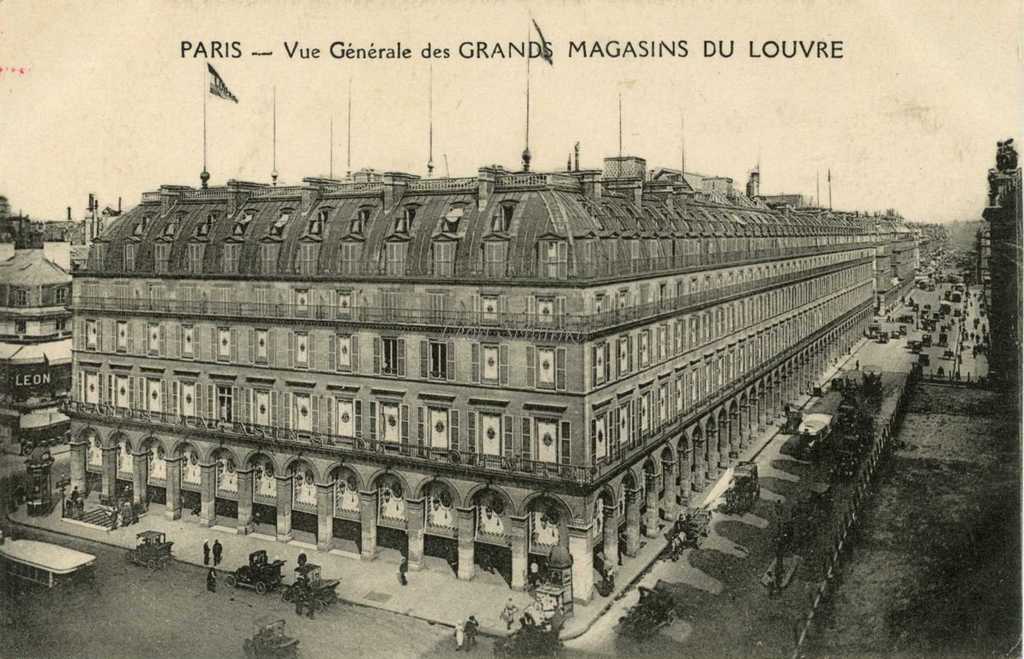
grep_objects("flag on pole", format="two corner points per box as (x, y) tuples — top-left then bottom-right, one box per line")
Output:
(208, 63), (238, 103)
(531, 18), (554, 65)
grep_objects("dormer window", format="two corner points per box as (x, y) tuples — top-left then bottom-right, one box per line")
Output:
(351, 208), (371, 235)
(540, 240), (568, 279)
(433, 241), (455, 277)
(194, 214), (214, 239)
(133, 216), (149, 237)
(162, 219), (178, 238)
(443, 206), (463, 234)
(232, 211), (254, 237)
(307, 208), (328, 236)
(270, 210), (292, 238)
(396, 207), (416, 234)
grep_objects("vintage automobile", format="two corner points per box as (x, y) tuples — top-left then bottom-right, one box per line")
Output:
(125, 530), (173, 569)
(494, 615), (565, 657)
(618, 582), (678, 640)
(280, 563), (340, 611)
(721, 461), (760, 514)
(243, 617), (299, 658)
(922, 333), (933, 347)
(226, 550), (286, 594)
(797, 413), (834, 459)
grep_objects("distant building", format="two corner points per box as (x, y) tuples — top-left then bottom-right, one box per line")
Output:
(982, 139), (1022, 389)
(0, 243), (73, 453)
(760, 194), (812, 210)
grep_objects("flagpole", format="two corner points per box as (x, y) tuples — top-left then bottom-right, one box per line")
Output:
(618, 93), (622, 158)
(427, 64), (434, 178)
(202, 65), (209, 188)
(272, 86), (278, 186)
(828, 168), (833, 210)
(330, 117), (334, 179)
(523, 17), (531, 172)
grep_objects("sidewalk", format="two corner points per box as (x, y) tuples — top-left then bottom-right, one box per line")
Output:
(9, 338), (869, 642)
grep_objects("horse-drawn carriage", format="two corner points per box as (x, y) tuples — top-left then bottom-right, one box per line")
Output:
(493, 614), (564, 657)
(720, 461), (760, 514)
(663, 508), (712, 560)
(243, 617), (299, 658)
(226, 550), (286, 594)
(280, 563), (340, 611)
(125, 530), (173, 569)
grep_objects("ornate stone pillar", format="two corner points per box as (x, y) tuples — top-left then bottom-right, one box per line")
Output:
(131, 448), (149, 506)
(405, 498), (425, 570)
(199, 463), (217, 527)
(456, 506), (476, 581)
(644, 472), (660, 538)
(358, 489), (378, 560)
(510, 515), (529, 590)
(660, 460), (679, 520)
(624, 488), (641, 556)
(164, 456), (182, 520)
(69, 438), (87, 494)
(568, 524), (594, 603)
(316, 482), (334, 552)
(236, 468), (253, 533)
(275, 474), (293, 542)
(101, 446), (117, 500)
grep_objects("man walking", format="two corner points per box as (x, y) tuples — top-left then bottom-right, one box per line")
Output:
(398, 556), (409, 586)
(212, 539), (223, 567)
(203, 540), (211, 566)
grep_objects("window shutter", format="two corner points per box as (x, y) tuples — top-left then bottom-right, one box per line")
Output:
(288, 331), (296, 368)
(446, 339), (455, 381)
(160, 324), (167, 356)
(610, 407), (619, 460)
(467, 411), (476, 453)
(420, 340), (429, 378)
(231, 328), (239, 363)
(129, 376), (136, 409)
(207, 384), (215, 420)
(400, 405), (409, 446)
(604, 343), (611, 382)
(526, 346), (535, 387)
(328, 334), (337, 371)
(499, 344), (509, 385)
(127, 322), (135, 354)
(499, 294), (509, 319)
(369, 401), (377, 440)
(308, 333), (317, 369)
(373, 337), (381, 374)
(176, 324), (183, 358)
(161, 379), (168, 414)
(271, 390), (280, 428)
(556, 296), (566, 325)
(241, 387), (251, 423)
(590, 346), (598, 387)
(471, 343), (480, 383)
(232, 386), (240, 422)
(171, 381), (179, 416)
(627, 335), (634, 372)
(351, 335), (360, 372)
(449, 409), (459, 450)
(354, 400), (363, 438)
(503, 415), (513, 456)
(527, 295), (536, 320)
(245, 328), (253, 364)
(209, 326), (217, 362)
(195, 383), (204, 418)
(521, 417), (532, 459)
(631, 399), (638, 446)
(417, 407), (425, 446)
(285, 392), (293, 430)
(556, 348), (567, 390)
(397, 339), (406, 376)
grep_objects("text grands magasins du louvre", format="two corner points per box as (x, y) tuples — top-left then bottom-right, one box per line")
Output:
(181, 39), (845, 61)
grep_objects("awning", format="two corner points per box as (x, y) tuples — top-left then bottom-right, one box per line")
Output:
(0, 339), (72, 364)
(20, 410), (70, 430)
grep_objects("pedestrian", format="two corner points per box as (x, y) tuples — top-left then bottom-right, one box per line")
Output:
(454, 621), (465, 651)
(398, 556), (408, 586)
(206, 568), (217, 593)
(465, 615), (479, 650)
(501, 598), (518, 631)
(528, 561), (541, 589)
(212, 539), (223, 566)
(109, 506), (119, 530)
(203, 540), (211, 566)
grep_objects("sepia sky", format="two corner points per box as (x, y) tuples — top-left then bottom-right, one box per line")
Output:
(0, 0), (1021, 223)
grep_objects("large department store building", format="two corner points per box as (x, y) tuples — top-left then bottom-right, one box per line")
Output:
(67, 155), (907, 601)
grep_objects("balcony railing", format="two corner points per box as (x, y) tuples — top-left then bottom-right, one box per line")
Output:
(64, 400), (594, 486)
(73, 257), (868, 338)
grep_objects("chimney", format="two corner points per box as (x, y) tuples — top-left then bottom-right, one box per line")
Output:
(87, 193), (95, 213)
(381, 172), (418, 212)
(572, 170), (603, 199)
(477, 166), (498, 210)
(118, 197), (122, 213)
(66, 207), (72, 222)
(0, 242), (13, 262)
(43, 241), (71, 271)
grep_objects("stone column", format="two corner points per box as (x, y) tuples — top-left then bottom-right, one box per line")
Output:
(706, 430), (720, 481)
(236, 468), (253, 533)
(602, 509), (620, 567)
(624, 488), (641, 556)
(568, 524), (594, 603)
(164, 457), (182, 520)
(275, 475), (293, 542)
(724, 417), (738, 465)
(131, 449), (149, 506)
(692, 439), (706, 492)
(69, 439), (87, 494)
(644, 472), (660, 538)
(316, 482), (334, 552)
(101, 446), (117, 500)
(405, 498), (425, 570)
(510, 515), (529, 590)
(358, 489), (378, 560)
(677, 449), (691, 509)
(199, 463), (217, 527)
(660, 461), (679, 521)
(456, 506), (476, 581)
